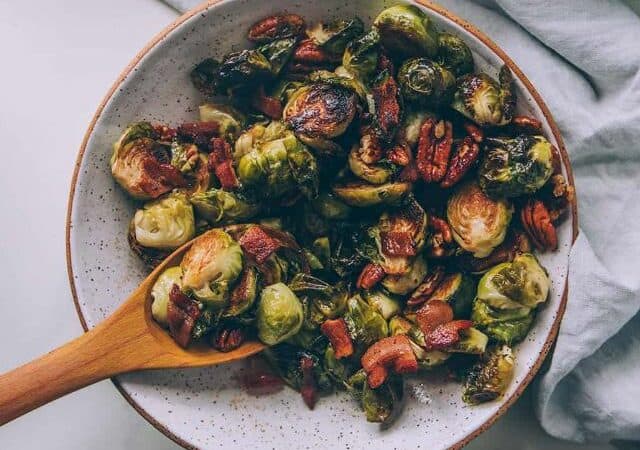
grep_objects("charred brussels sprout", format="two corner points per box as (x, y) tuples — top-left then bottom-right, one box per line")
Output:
(348, 144), (397, 185)
(307, 17), (364, 56)
(190, 58), (220, 97)
(373, 5), (438, 57)
(150, 266), (183, 327)
(311, 192), (352, 220)
(289, 274), (349, 324)
(358, 372), (405, 425)
(263, 344), (333, 394)
(479, 135), (554, 198)
(477, 253), (550, 310)
(256, 283), (304, 345)
(190, 188), (260, 225)
(397, 58), (455, 105)
(284, 83), (357, 154)
(215, 49), (272, 93)
(133, 191), (195, 250)
(258, 37), (297, 76)
(343, 29), (380, 83)
(447, 181), (513, 258)
(472, 300), (535, 344)
(463, 345), (514, 405)
(382, 255), (428, 295)
(363, 290), (401, 320)
(420, 272), (476, 318)
(180, 229), (243, 308)
(451, 66), (515, 126)
(343, 295), (389, 349)
(449, 327), (489, 354)
(437, 32), (474, 77)
(198, 103), (245, 141)
(236, 123), (319, 200)
(332, 181), (412, 208)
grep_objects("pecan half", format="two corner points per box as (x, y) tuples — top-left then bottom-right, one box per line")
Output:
(440, 136), (480, 188)
(292, 38), (336, 64)
(359, 131), (383, 164)
(248, 14), (305, 43)
(361, 335), (418, 388)
(407, 266), (445, 307)
(320, 318), (354, 359)
(416, 119), (453, 183)
(212, 326), (245, 352)
(357, 263), (385, 290)
(387, 142), (411, 166)
(426, 215), (456, 258)
(520, 199), (558, 251)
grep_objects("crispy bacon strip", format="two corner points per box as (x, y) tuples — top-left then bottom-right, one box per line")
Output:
(238, 225), (284, 264)
(248, 14), (305, 43)
(320, 319), (354, 359)
(300, 356), (318, 409)
(356, 263), (385, 290)
(416, 300), (454, 336)
(167, 285), (201, 348)
(251, 85), (283, 119)
(208, 137), (240, 190)
(440, 136), (480, 188)
(177, 121), (220, 147)
(361, 335), (418, 388)
(372, 71), (401, 142)
(426, 320), (473, 350)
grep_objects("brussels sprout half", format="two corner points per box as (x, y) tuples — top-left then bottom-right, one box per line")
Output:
(215, 49), (272, 93)
(198, 103), (245, 141)
(397, 58), (455, 105)
(436, 32), (474, 77)
(133, 191), (196, 250)
(363, 290), (401, 320)
(256, 282), (305, 345)
(447, 181), (513, 258)
(307, 17), (365, 56)
(343, 29), (380, 83)
(348, 144), (398, 185)
(180, 229), (244, 308)
(258, 37), (297, 77)
(463, 345), (515, 405)
(332, 181), (412, 208)
(373, 5), (438, 58)
(284, 83), (357, 154)
(343, 295), (389, 349)
(451, 66), (515, 126)
(190, 188), (260, 225)
(479, 135), (554, 198)
(382, 255), (428, 295)
(150, 266), (184, 327)
(311, 192), (352, 220)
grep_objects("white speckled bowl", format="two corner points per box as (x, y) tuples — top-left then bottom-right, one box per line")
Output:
(66, 1), (578, 448)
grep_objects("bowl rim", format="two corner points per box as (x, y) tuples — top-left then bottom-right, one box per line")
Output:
(65, 0), (579, 448)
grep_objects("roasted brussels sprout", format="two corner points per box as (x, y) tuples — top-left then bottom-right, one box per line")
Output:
(170, 142), (199, 174)
(449, 327), (488, 354)
(362, 373), (405, 425)
(373, 5), (438, 57)
(382, 255), (428, 295)
(451, 66), (515, 126)
(479, 135), (554, 198)
(284, 83), (357, 154)
(111, 122), (186, 200)
(216, 49), (272, 93)
(307, 17), (364, 56)
(263, 344), (333, 394)
(180, 229), (244, 308)
(363, 290), (401, 320)
(437, 32), (474, 77)
(477, 253), (550, 310)
(397, 58), (455, 105)
(258, 37), (297, 76)
(289, 274), (349, 324)
(190, 189), (260, 225)
(348, 144), (397, 185)
(463, 345), (514, 405)
(236, 123), (319, 200)
(133, 191), (195, 249)
(309, 70), (368, 100)
(343, 29), (380, 83)
(223, 266), (258, 317)
(343, 295), (389, 348)
(419, 272), (476, 318)
(472, 300), (534, 344)
(256, 282), (305, 345)
(198, 103), (245, 141)
(332, 181), (412, 208)
(150, 266), (183, 327)
(447, 181), (513, 258)
(379, 197), (428, 255)
(324, 346), (354, 383)
(311, 192), (352, 220)
(191, 58), (220, 97)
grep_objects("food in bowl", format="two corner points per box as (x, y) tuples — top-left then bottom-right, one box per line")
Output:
(109, 4), (574, 426)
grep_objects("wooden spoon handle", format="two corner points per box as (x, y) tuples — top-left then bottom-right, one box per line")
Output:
(0, 303), (165, 425)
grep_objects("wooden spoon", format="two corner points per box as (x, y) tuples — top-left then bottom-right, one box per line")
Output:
(0, 232), (266, 426)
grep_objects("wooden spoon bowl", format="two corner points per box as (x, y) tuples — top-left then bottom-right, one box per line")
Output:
(0, 231), (265, 426)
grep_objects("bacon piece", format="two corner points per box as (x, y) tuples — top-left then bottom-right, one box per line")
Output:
(251, 85), (283, 119)
(407, 266), (446, 307)
(356, 263), (385, 290)
(320, 319), (354, 359)
(248, 14), (305, 43)
(208, 137), (239, 190)
(361, 335), (418, 388)
(416, 300), (454, 336)
(177, 121), (220, 147)
(426, 320), (473, 350)
(300, 356), (318, 409)
(152, 124), (177, 141)
(380, 231), (415, 257)
(372, 71), (401, 142)
(440, 136), (480, 188)
(167, 285), (200, 348)
(139, 158), (188, 198)
(238, 225), (284, 264)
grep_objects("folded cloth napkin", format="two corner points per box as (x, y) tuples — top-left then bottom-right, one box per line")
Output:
(165, 0), (640, 443)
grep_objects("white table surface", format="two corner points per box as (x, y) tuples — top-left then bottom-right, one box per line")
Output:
(0, 1), (615, 449)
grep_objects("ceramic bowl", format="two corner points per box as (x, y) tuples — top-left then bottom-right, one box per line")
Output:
(66, 0), (578, 448)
